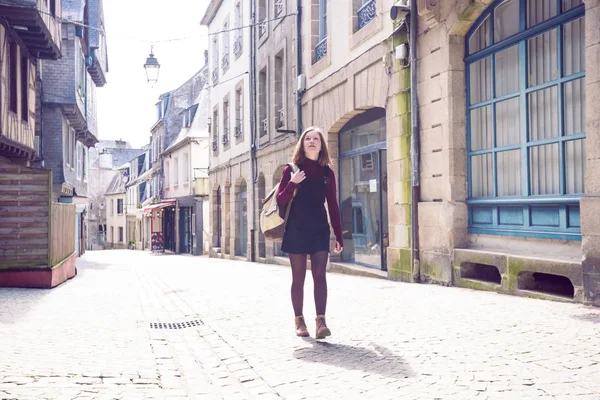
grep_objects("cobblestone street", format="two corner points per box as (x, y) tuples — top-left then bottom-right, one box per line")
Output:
(1, 250), (599, 399)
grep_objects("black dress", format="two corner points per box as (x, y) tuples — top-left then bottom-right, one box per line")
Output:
(281, 164), (330, 254)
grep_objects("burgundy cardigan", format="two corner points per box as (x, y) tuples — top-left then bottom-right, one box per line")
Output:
(276, 158), (344, 247)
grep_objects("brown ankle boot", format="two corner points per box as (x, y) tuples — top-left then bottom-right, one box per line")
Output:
(315, 315), (331, 339)
(295, 316), (309, 337)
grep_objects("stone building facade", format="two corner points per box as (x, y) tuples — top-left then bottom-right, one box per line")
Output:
(405, 0), (599, 306)
(200, 0), (599, 306)
(300, 0), (404, 272)
(252, 0), (299, 261)
(202, 0), (255, 259)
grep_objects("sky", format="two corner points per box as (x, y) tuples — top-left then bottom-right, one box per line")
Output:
(96, 0), (210, 149)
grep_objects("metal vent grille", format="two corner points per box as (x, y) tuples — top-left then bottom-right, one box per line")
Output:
(149, 320), (204, 330)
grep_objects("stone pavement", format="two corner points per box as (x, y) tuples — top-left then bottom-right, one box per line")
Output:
(0, 250), (599, 399)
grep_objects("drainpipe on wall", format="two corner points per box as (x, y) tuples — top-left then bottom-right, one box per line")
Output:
(249, 1), (257, 262)
(296, 0), (303, 137)
(409, 0), (421, 282)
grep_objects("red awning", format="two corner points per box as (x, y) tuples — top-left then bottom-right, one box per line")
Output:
(143, 200), (175, 213)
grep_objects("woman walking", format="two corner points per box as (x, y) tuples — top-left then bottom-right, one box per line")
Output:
(276, 126), (343, 339)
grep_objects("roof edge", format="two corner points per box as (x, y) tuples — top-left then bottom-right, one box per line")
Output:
(200, 0), (224, 26)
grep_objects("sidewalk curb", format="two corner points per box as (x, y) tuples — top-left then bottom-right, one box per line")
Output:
(269, 256), (388, 280)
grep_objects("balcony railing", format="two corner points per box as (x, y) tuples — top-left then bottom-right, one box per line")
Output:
(235, 124), (243, 138)
(314, 37), (327, 63)
(222, 129), (230, 146)
(233, 36), (243, 55)
(212, 68), (219, 82)
(222, 53), (229, 70)
(275, 0), (284, 16)
(277, 107), (285, 128)
(259, 19), (268, 37)
(261, 118), (268, 136)
(357, 0), (377, 31)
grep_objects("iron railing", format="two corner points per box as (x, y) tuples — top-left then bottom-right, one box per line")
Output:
(235, 124), (243, 137)
(261, 118), (268, 136)
(222, 53), (229, 70)
(357, 0), (377, 31)
(314, 37), (327, 63)
(233, 36), (243, 55)
(275, 0), (284, 16)
(259, 19), (268, 37)
(222, 129), (230, 146)
(277, 107), (285, 128)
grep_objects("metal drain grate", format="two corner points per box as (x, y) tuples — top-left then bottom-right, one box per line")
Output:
(149, 320), (204, 330)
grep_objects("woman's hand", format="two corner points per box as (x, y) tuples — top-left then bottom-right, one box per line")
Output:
(290, 170), (306, 184)
(334, 241), (343, 254)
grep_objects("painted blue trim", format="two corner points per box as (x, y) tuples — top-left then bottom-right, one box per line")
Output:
(468, 203), (582, 240)
(524, 132), (587, 147)
(466, 195), (582, 205)
(465, 3), (584, 62)
(491, 46), (498, 197)
(524, 72), (586, 93)
(469, 91), (520, 109)
(466, 58), (473, 199)
(465, 0), (586, 240)
(469, 227), (581, 241)
(519, 39), (529, 196)
(470, 144), (521, 156)
(339, 141), (386, 159)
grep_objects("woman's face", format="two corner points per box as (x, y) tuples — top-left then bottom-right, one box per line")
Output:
(303, 131), (322, 157)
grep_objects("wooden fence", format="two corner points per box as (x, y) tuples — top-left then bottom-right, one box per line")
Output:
(50, 203), (76, 267)
(0, 159), (76, 269)
(0, 159), (51, 268)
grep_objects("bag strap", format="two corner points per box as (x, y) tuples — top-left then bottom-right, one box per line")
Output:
(324, 166), (330, 185)
(281, 162), (299, 225)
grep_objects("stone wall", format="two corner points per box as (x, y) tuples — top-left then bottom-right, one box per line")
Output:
(581, 0), (600, 306)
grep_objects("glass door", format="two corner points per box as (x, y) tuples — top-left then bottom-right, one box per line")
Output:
(340, 149), (387, 269)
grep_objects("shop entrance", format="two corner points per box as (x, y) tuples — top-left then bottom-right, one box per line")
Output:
(339, 109), (389, 270)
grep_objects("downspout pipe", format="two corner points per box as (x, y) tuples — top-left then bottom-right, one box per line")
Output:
(296, 0), (303, 137)
(409, 0), (421, 282)
(249, 1), (257, 262)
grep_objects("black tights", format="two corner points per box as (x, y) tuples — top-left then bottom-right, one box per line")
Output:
(289, 251), (329, 317)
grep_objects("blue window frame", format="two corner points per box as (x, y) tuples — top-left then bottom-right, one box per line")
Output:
(465, 0), (585, 240)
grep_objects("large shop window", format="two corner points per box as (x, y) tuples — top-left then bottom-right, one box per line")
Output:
(466, 0), (585, 240)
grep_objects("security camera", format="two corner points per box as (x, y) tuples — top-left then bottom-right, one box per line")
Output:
(390, 0), (410, 20)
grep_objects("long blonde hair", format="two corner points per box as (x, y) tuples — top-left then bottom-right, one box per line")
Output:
(292, 126), (331, 167)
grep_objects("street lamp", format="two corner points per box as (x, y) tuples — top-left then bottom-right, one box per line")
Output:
(144, 45), (160, 85)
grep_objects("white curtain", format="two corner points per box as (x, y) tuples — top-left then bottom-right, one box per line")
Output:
(530, 144), (560, 195)
(498, 150), (521, 196)
(527, 0), (557, 28)
(563, 0), (583, 12)
(496, 98), (520, 146)
(529, 86), (559, 141)
(528, 29), (558, 86)
(566, 139), (586, 194)
(470, 106), (492, 151)
(495, 0), (520, 42)
(495, 45), (520, 96)
(472, 154), (493, 197)
(563, 17), (585, 76)
(495, 43), (520, 196)
(470, 57), (491, 104)
(469, 16), (490, 55)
